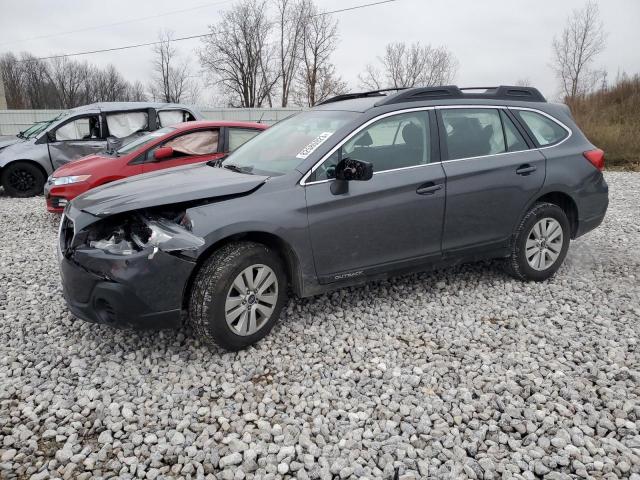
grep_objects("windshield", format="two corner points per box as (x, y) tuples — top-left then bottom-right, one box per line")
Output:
(224, 110), (358, 175)
(18, 113), (68, 139)
(116, 127), (176, 155)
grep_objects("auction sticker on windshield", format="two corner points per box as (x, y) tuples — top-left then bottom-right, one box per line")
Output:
(296, 132), (333, 159)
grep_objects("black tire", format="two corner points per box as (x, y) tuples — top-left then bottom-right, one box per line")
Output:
(1, 161), (45, 197)
(188, 241), (288, 351)
(505, 202), (571, 282)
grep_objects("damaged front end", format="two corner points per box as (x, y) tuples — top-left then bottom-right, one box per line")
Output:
(58, 206), (204, 330)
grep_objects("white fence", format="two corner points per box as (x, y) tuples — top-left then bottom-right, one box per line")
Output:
(0, 107), (303, 136)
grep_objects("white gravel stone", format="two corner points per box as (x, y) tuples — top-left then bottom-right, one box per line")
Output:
(0, 172), (639, 479)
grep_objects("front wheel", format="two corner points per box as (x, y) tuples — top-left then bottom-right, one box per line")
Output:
(505, 202), (570, 281)
(1, 161), (46, 197)
(188, 242), (288, 351)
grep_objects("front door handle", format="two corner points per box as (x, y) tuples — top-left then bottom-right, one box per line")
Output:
(416, 183), (442, 195)
(516, 164), (537, 176)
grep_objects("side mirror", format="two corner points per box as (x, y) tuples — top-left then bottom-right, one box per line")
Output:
(154, 146), (174, 161)
(330, 157), (373, 195)
(335, 157), (373, 181)
(46, 131), (56, 143)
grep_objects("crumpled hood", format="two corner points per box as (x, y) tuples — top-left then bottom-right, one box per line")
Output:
(72, 162), (268, 217)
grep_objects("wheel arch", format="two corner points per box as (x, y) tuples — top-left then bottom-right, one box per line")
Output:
(182, 231), (303, 311)
(530, 191), (579, 238)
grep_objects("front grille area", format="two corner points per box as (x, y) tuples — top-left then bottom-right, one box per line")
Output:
(59, 214), (74, 255)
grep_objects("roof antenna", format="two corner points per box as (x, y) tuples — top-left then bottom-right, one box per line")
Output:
(257, 111), (265, 124)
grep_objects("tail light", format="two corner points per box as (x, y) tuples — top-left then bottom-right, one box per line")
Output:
(583, 149), (605, 171)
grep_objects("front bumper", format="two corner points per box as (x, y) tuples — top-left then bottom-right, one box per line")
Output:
(60, 246), (196, 330)
(45, 181), (91, 213)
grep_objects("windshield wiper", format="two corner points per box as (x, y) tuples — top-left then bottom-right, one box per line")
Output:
(207, 154), (228, 167)
(223, 163), (254, 174)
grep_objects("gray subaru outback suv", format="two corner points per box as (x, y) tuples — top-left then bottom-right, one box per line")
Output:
(58, 86), (608, 350)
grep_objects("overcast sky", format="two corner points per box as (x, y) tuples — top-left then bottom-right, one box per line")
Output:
(1, 0), (638, 104)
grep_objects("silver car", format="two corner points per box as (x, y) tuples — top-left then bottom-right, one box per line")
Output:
(0, 102), (202, 197)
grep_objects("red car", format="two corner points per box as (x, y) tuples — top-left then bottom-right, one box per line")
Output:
(44, 120), (267, 213)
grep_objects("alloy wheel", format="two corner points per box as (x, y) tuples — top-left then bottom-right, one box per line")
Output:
(224, 264), (278, 336)
(9, 169), (37, 193)
(525, 217), (564, 271)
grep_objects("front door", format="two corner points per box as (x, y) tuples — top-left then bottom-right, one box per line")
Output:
(437, 107), (546, 253)
(48, 115), (105, 169)
(305, 110), (446, 282)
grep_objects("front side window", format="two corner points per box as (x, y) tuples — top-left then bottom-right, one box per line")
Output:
(441, 108), (506, 160)
(228, 128), (261, 152)
(314, 112), (430, 181)
(224, 110), (357, 176)
(515, 110), (568, 146)
(162, 129), (219, 157)
(116, 127), (175, 155)
(55, 116), (100, 141)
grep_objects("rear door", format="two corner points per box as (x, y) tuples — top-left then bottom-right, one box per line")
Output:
(305, 110), (446, 281)
(437, 106), (545, 253)
(142, 128), (224, 173)
(47, 114), (105, 169)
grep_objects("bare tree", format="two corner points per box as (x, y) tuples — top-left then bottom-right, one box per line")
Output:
(359, 42), (458, 90)
(47, 57), (89, 108)
(19, 53), (57, 108)
(515, 78), (532, 87)
(125, 81), (148, 102)
(150, 31), (197, 103)
(276, 0), (307, 106)
(199, 0), (278, 107)
(552, 1), (606, 99)
(0, 53), (26, 108)
(297, 2), (346, 106)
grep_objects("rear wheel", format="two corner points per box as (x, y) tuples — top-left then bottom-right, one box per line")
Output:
(506, 202), (570, 281)
(1, 161), (45, 197)
(188, 242), (287, 351)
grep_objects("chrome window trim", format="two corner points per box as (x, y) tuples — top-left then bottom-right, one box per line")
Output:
(299, 105), (572, 186)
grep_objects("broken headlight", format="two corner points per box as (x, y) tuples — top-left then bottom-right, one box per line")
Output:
(86, 212), (204, 256)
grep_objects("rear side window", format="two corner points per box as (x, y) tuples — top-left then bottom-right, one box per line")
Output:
(106, 112), (149, 138)
(158, 110), (188, 127)
(515, 110), (568, 146)
(441, 108), (505, 160)
(228, 128), (261, 151)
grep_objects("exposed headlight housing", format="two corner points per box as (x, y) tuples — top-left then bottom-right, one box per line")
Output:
(86, 212), (204, 256)
(51, 175), (91, 186)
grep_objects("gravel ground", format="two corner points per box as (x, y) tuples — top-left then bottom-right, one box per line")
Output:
(1, 172), (639, 480)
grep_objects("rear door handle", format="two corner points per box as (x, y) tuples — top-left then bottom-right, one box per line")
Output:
(516, 165), (537, 176)
(416, 183), (442, 195)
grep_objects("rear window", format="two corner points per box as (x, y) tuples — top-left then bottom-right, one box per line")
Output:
(515, 110), (568, 146)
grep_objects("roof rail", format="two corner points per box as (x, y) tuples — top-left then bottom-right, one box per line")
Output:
(375, 85), (546, 106)
(316, 88), (407, 106)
